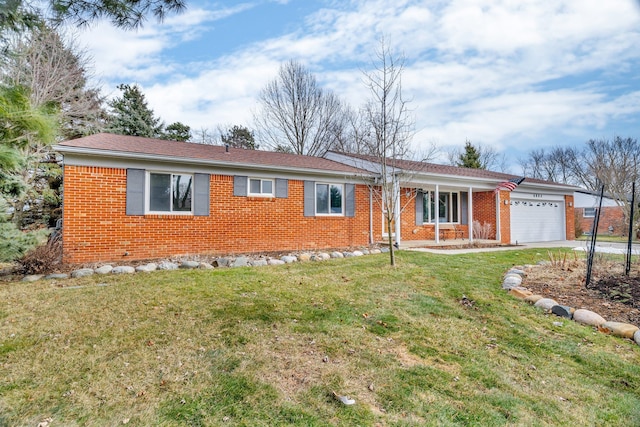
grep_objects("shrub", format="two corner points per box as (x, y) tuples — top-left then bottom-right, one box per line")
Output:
(18, 235), (62, 275)
(472, 220), (494, 240)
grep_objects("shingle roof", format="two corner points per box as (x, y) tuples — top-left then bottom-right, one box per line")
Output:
(330, 151), (576, 188)
(57, 133), (367, 175)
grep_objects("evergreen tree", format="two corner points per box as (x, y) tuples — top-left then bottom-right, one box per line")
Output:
(162, 122), (191, 141)
(457, 140), (483, 169)
(107, 84), (164, 138)
(221, 125), (257, 150)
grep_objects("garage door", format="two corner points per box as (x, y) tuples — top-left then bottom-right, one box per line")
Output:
(510, 197), (565, 243)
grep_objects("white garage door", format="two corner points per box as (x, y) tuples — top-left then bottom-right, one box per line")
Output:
(510, 197), (565, 243)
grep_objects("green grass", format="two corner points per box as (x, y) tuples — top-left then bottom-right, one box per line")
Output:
(1, 249), (639, 426)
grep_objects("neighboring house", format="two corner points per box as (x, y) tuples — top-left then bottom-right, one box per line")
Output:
(573, 189), (626, 236)
(55, 134), (577, 263)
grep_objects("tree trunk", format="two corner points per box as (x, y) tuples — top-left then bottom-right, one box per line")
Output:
(386, 215), (395, 266)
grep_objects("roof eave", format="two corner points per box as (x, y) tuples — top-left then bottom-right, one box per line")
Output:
(54, 145), (373, 179)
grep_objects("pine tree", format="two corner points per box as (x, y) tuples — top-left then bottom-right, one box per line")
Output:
(221, 125), (257, 150)
(457, 140), (483, 169)
(107, 84), (164, 138)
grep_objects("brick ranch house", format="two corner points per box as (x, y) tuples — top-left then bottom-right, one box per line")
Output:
(573, 189), (626, 236)
(55, 134), (576, 264)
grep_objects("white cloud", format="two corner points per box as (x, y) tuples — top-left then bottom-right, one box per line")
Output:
(75, 0), (640, 162)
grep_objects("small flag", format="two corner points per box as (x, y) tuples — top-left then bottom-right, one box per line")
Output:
(494, 177), (525, 193)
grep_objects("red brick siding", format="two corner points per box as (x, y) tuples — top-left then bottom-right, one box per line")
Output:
(62, 165), (371, 263)
(577, 205), (625, 235)
(472, 191), (499, 241)
(564, 195), (575, 239)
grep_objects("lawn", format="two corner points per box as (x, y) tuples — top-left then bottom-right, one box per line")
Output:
(1, 249), (639, 426)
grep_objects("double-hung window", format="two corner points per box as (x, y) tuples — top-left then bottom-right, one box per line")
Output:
(583, 207), (596, 218)
(249, 178), (274, 196)
(148, 172), (193, 213)
(423, 191), (459, 223)
(316, 183), (344, 215)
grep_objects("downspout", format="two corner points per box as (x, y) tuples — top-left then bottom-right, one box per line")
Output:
(369, 186), (373, 245)
(495, 191), (501, 242)
(435, 184), (440, 244)
(468, 186), (473, 243)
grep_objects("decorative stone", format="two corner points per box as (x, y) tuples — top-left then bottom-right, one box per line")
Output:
(507, 269), (526, 277)
(343, 252), (355, 257)
(180, 261), (200, 269)
(158, 261), (179, 270)
(45, 273), (69, 280)
(551, 305), (573, 319)
(524, 294), (544, 304)
(370, 249), (381, 254)
(534, 298), (558, 311)
(634, 329), (640, 346)
(352, 250), (364, 256)
(298, 253), (312, 262)
(112, 266), (135, 274)
(198, 262), (214, 269)
(22, 275), (43, 282)
(502, 276), (523, 290)
(281, 256), (297, 263)
(599, 321), (639, 339)
(331, 251), (344, 259)
(268, 259), (285, 265)
(94, 265), (113, 275)
(214, 257), (230, 268)
(232, 256), (249, 267)
(318, 252), (331, 260)
(250, 259), (268, 267)
(380, 247), (390, 253)
(71, 268), (94, 278)
(136, 263), (157, 273)
(572, 309), (606, 327)
(508, 287), (533, 299)
(361, 249), (370, 255)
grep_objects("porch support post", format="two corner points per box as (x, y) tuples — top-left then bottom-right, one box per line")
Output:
(435, 185), (440, 244)
(468, 186), (473, 243)
(394, 178), (401, 246)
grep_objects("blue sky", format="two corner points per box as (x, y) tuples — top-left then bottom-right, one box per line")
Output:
(74, 0), (640, 171)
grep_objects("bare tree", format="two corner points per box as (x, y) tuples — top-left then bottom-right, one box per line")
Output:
(254, 59), (346, 157)
(361, 40), (414, 266)
(3, 25), (106, 139)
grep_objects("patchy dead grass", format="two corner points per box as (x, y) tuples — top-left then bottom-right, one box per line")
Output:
(1, 250), (640, 426)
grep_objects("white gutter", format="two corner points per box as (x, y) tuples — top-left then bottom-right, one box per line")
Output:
(55, 145), (373, 180)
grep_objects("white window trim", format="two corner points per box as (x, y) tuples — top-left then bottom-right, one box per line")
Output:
(146, 171), (194, 215)
(315, 183), (345, 216)
(424, 191), (460, 224)
(248, 178), (274, 197)
(583, 207), (596, 218)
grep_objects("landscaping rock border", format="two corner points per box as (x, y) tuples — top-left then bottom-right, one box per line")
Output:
(21, 248), (384, 283)
(503, 264), (640, 347)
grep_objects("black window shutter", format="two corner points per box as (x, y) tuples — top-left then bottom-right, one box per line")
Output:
(126, 168), (145, 215)
(193, 173), (210, 216)
(415, 191), (424, 225)
(461, 192), (468, 225)
(303, 181), (315, 217)
(275, 178), (288, 198)
(345, 184), (355, 217)
(233, 176), (248, 196)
